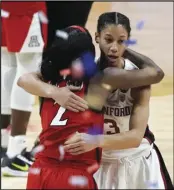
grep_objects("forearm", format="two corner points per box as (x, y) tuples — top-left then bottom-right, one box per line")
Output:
(101, 67), (164, 89)
(86, 69), (156, 110)
(17, 72), (57, 98)
(98, 129), (140, 150)
(98, 107), (148, 150)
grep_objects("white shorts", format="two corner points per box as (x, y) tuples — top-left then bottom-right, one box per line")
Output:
(94, 141), (169, 189)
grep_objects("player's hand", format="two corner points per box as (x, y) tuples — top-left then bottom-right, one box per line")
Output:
(51, 87), (88, 112)
(64, 132), (101, 155)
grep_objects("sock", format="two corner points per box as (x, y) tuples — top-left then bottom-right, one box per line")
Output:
(7, 135), (26, 158)
(1, 129), (10, 148)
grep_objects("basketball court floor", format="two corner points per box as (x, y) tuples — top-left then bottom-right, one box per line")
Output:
(1, 2), (173, 189)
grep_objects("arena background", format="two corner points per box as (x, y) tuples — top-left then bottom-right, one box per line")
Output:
(1, 2), (173, 189)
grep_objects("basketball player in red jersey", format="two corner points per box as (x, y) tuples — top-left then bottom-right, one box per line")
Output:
(24, 26), (103, 189)
(1, 2), (47, 176)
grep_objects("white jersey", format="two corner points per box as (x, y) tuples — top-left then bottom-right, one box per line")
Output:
(102, 59), (150, 161)
(95, 59), (168, 190)
(103, 59), (138, 134)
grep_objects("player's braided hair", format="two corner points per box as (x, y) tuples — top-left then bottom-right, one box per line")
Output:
(41, 26), (95, 84)
(97, 12), (131, 37)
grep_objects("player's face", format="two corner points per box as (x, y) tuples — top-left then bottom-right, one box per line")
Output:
(95, 24), (128, 68)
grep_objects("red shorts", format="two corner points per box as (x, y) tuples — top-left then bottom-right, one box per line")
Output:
(1, 2), (47, 52)
(27, 159), (98, 189)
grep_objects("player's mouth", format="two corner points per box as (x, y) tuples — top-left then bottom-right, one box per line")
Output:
(107, 55), (119, 63)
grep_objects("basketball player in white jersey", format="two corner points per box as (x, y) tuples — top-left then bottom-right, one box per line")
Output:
(64, 12), (173, 189)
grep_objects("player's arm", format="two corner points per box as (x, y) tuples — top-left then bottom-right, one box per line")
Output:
(102, 67), (163, 90)
(17, 72), (57, 98)
(64, 86), (151, 153)
(17, 72), (88, 112)
(99, 85), (151, 150)
(94, 49), (164, 89)
(123, 48), (161, 70)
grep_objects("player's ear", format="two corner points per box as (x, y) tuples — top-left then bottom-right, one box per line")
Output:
(95, 32), (100, 44)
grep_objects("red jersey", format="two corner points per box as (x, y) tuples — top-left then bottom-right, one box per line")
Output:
(1, 2), (46, 16)
(37, 80), (104, 172)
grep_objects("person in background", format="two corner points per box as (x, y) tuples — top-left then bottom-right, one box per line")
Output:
(1, 2), (47, 177)
(45, 1), (93, 49)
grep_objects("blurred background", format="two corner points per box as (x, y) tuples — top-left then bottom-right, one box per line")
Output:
(1, 2), (173, 189)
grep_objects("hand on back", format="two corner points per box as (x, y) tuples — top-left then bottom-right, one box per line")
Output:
(51, 86), (88, 112)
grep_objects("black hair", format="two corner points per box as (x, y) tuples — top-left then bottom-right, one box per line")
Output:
(97, 12), (131, 37)
(41, 26), (95, 84)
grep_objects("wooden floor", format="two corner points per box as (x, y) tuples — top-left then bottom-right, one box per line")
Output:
(1, 2), (173, 189)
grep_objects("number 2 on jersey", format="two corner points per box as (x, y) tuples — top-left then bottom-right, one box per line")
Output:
(50, 107), (68, 126)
